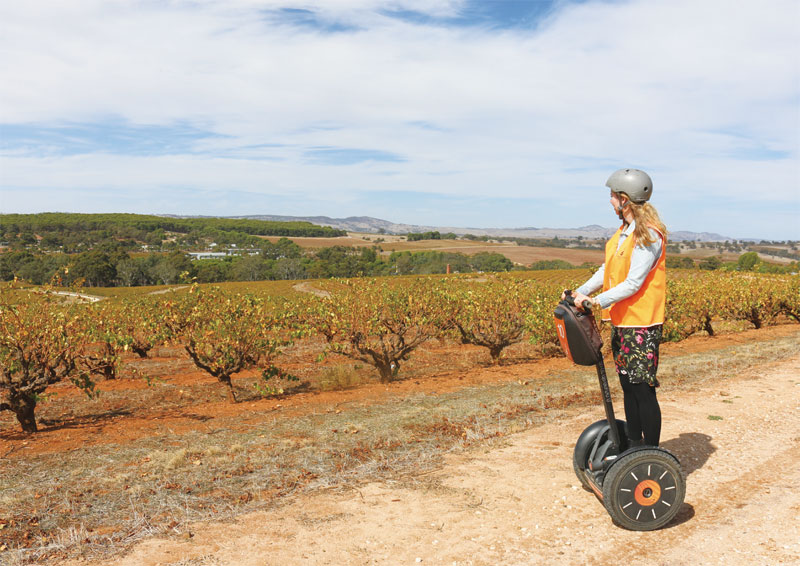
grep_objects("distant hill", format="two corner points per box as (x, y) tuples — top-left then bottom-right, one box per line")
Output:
(225, 215), (738, 242)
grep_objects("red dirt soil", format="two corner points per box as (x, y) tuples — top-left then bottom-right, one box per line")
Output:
(2, 324), (797, 460)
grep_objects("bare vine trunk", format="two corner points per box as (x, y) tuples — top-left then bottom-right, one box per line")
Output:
(703, 314), (715, 336)
(220, 375), (238, 403)
(489, 345), (505, 364)
(184, 344), (240, 403)
(1, 394), (39, 433)
(374, 360), (398, 383)
(131, 344), (151, 358)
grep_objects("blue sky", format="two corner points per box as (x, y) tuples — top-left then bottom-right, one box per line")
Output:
(1, 0), (798, 240)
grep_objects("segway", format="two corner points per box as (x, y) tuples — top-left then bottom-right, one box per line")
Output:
(554, 291), (686, 530)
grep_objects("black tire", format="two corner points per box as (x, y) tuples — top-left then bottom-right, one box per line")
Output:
(573, 419), (627, 492)
(602, 448), (686, 531)
(573, 444), (594, 492)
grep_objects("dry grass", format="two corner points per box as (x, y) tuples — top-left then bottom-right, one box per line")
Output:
(1, 331), (798, 565)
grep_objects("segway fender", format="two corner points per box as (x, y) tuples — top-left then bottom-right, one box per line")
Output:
(574, 419), (627, 471)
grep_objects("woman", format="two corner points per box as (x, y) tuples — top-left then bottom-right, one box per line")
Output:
(567, 168), (667, 447)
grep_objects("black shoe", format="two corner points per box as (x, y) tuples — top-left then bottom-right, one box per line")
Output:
(627, 438), (644, 448)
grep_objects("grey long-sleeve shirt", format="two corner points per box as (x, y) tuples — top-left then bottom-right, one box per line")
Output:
(576, 221), (663, 310)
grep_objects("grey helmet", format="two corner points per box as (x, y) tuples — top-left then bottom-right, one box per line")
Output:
(605, 168), (653, 203)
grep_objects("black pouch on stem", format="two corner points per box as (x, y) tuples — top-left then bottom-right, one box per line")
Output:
(553, 300), (603, 366)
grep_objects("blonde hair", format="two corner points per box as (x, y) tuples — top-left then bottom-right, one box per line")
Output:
(628, 201), (667, 246)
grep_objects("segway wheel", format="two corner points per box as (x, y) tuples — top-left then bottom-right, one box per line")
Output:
(602, 448), (685, 531)
(572, 447), (593, 492)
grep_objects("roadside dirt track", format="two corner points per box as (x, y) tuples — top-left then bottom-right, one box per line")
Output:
(66, 355), (800, 566)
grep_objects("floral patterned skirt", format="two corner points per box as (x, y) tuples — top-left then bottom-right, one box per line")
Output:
(611, 325), (663, 387)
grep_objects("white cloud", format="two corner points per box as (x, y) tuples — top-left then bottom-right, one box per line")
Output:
(1, 0), (798, 238)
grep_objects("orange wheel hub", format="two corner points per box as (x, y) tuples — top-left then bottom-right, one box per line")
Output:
(634, 480), (661, 506)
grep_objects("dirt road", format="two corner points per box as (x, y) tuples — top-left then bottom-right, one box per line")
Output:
(69, 355), (800, 566)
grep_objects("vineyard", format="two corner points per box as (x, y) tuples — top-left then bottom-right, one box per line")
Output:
(2, 270), (797, 434)
(0, 268), (799, 564)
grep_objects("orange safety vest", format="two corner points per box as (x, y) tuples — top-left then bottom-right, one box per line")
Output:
(601, 225), (666, 327)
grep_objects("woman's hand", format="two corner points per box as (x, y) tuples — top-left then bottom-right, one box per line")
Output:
(571, 291), (596, 311)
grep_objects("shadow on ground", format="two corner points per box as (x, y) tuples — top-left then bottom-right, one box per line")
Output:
(661, 432), (715, 476)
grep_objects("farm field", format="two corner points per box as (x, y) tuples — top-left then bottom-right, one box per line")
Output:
(260, 232), (605, 266)
(259, 233), (395, 249)
(676, 248), (796, 265)
(1, 271), (798, 565)
(675, 247), (750, 263)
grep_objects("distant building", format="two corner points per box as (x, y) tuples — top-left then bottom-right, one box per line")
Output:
(188, 252), (229, 260)
(188, 248), (261, 260)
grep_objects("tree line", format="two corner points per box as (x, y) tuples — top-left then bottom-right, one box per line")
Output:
(0, 239), (520, 287)
(0, 212), (346, 252)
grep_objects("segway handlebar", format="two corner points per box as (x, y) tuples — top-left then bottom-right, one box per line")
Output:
(563, 289), (593, 311)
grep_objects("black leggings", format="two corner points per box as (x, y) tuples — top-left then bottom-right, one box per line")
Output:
(619, 372), (661, 446)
